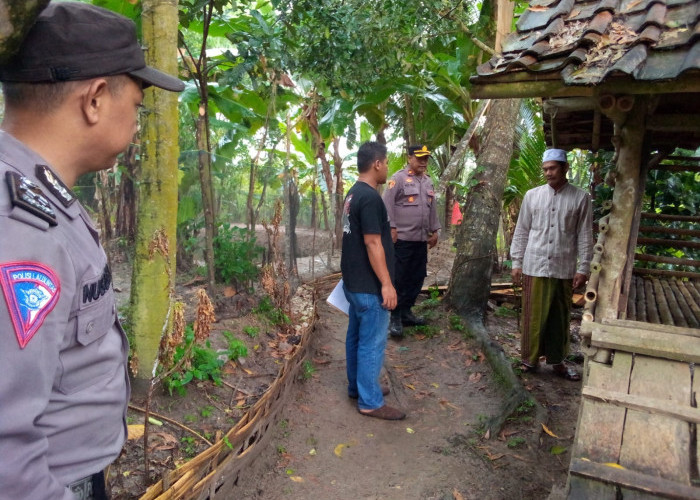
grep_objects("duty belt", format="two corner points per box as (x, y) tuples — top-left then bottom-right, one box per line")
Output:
(69, 470), (107, 500)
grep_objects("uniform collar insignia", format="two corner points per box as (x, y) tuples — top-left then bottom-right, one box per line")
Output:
(5, 171), (57, 226)
(0, 262), (60, 349)
(36, 165), (76, 207)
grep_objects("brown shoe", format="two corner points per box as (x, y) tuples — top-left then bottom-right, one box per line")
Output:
(349, 385), (390, 399)
(358, 405), (406, 420)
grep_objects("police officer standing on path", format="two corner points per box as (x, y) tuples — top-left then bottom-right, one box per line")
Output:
(382, 145), (441, 338)
(0, 3), (184, 499)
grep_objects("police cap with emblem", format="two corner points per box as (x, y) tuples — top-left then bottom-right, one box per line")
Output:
(0, 2), (184, 92)
(408, 145), (432, 158)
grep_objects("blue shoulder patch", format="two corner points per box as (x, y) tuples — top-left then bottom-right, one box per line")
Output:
(0, 262), (60, 348)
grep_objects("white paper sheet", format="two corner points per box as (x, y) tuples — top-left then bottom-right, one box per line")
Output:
(326, 279), (350, 315)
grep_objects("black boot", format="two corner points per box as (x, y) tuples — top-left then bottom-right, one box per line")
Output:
(388, 313), (404, 338)
(401, 310), (426, 326)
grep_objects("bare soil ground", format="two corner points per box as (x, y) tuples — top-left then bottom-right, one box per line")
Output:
(108, 233), (583, 499)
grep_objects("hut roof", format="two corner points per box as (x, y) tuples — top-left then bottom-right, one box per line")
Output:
(470, 0), (700, 151)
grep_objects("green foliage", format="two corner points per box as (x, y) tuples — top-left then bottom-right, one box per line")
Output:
(494, 306), (518, 318)
(163, 326), (248, 396)
(410, 324), (440, 338)
(180, 436), (198, 458)
(507, 437), (526, 449)
(504, 100), (546, 212)
(200, 405), (215, 418)
(212, 223), (263, 288)
(448, 315), (465, 332)
(243, 325), (260, 338)
(254, 296), (291, 325)
(301, 360), (316, 380)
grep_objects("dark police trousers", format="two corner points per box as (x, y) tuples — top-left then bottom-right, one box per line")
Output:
(69, 470), (108, 500)
(393, 240), (428, 314)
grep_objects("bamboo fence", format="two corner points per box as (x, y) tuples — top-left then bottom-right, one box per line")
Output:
(139, 283), (317, 500)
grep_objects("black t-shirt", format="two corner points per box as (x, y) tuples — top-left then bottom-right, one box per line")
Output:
(341, 181), (394, 295)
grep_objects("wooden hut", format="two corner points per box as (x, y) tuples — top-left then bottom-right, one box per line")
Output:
(470, 0), (700, 497)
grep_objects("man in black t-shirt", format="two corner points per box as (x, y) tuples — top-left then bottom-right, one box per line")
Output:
(341, 141), (406, 420)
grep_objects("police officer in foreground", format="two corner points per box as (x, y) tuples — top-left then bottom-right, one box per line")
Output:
(382, 145), (441, 338)
(0, 3), (184, 499)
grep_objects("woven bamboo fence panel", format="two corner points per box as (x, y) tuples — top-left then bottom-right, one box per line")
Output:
(139, 284), (317, 500)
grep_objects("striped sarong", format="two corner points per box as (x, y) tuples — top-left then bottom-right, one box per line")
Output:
(521, 275), (572, 365)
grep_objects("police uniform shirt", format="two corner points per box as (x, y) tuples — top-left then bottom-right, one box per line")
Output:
(382, 167), (441, 241)
(0, 130), (130, 500)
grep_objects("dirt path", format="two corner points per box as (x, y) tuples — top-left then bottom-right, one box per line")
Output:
(232, 281), (580, 500)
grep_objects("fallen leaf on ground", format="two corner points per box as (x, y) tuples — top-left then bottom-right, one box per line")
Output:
(468, 372), (482, 383)
(453, 488), (465, 500)
(290, 476), (304, 482)
(542, 423), (559, 438)
(405, 383), (416, 390)
(406, 428), (415, 434)
(550, 445), (568, 455)
(604, 462), (626, 469)
(127, 424), (144, 440)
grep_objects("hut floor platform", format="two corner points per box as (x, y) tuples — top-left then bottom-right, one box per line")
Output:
(625, 275), (700, 329)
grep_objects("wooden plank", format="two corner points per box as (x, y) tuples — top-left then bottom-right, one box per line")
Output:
(590, 325), (700, 363)
(582, 386), (700, 423)
(634, 268), (700, 280)
(620, 356), (692, 484)
(638, 226), (700, 237)
(602, 318), (700, 337)
(574, 354), (632, 463)
(637, 237), (700, 250)
(634, 253), (700, 268)
(568, 475), (617, 500)
(569, 459), (700, 500)
(641, 213), (700, 223)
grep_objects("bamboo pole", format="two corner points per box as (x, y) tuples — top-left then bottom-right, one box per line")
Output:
(634, 253), (700, 268)
(627, 273), (637, 320)
(633, 267), (700, 279)
(652, 278), (674, 325)
(677, 280), (700, 325)
(645, 278), (660, 324)
(662, 279), (688, 327)
(585, 270), (601, 303)
(687, 281), (700, 306)
(635, 275), (647, 323)
(641, 213), (700, 223)
(638, 225), (700, 238)
(636, 237), (700, 250)
(669, 279), (697, 328)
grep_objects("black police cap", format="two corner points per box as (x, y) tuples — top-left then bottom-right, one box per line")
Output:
(0, 2), (184, 92)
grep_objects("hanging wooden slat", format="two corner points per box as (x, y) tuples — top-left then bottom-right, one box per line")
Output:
(640, 213), (700, 223)
(638, 226), (700, 237)
(650, 164), (700, 173)
(633, 267), (700, 279)
(634, 253), (700, 268)
(637, 237), (700, 250)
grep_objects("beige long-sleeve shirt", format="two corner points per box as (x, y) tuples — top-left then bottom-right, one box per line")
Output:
(510, 182), (593, 279)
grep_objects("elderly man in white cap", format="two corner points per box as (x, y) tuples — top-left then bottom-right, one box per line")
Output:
(510, 149), (593, 381)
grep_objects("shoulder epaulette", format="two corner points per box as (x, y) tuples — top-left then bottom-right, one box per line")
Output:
(36, 164), (76, 207)
(5, 171), (57, 226)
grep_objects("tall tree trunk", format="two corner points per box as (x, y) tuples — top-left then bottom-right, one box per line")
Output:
(116, 139), (138, 241)
(332, 138), (344, 251)
(445, 98), (521, 320)
(0, 0), (51, 63)
(130, 0), (180, 381)
(197, 101), (216, 292)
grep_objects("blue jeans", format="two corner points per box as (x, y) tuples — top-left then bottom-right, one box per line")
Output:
(343, 285), (390, 410)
